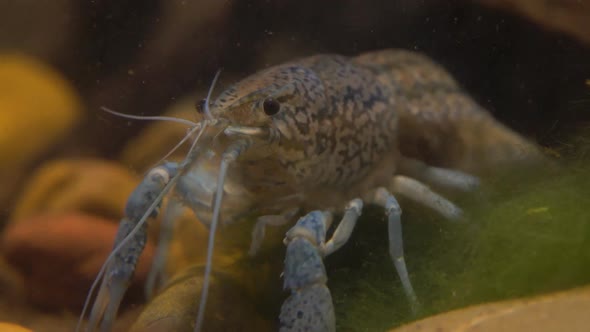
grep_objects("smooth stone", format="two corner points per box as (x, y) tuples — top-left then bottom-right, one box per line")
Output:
(130, 265), (272, 332)
(10, 159), (139, 223)
(478, 0), (590, 45)
(0, 54), (82, 220)
(0, 54), (81, 173)
(389, 285), (590, 332)
(1, 213), (155, 310)
(0, 322), (33, 332)
(0, 257), (25, 302)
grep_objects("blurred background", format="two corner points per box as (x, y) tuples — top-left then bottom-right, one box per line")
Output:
(0, 1), (589, 331)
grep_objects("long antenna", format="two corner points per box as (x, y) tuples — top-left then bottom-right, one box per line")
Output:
(202, 69), (222, 120)
(100, 106), (198, 127)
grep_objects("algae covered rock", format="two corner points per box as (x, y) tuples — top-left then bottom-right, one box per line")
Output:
(131, 265), (271, 332)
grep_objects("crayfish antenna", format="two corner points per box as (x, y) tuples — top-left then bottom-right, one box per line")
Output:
(153, 123), (203, 169)
(202, 69), (222, 121)
(194, 139), (251, 332)
(145, 198), (184, 300)
(102, 104), (209, 170)
(100, 106), (198, 127)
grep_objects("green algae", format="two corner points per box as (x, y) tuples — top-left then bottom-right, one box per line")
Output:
(327, 160), (590, 332)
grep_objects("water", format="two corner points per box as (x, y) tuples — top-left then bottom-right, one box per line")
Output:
(0, 1), (589, 331)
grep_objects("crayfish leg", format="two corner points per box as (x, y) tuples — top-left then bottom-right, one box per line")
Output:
(145, 198), (184, 300)
(85, 218), (148, 331)
(87, 272), (129, 332)
(98, 275), (129, 332)
(279, 284), (335, 332)
(280, 202), (362, 332)
(86, 277), (109, 331)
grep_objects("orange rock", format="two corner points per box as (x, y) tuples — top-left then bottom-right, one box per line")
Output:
(1, 213), (154, 310)
(0, 54), (81, 173)
(0, 54), (82, 219)
(0, 322), (33, 332)
(10, 159), (139, 223)
(478, 0), (590, 45)
(389, 285), (590, 332)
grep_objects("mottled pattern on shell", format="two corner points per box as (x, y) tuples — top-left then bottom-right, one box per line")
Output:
(283, 238), (327, 291)
(279, 284), (335, 332)
(204, 49), (540, 213)
(212, 54), (398, 191)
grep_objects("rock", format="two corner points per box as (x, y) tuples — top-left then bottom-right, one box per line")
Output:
(10, 159), (139, 223)
(0, 55), (82, 219)
(130, 265), (272, 332)
(478, 0), (590, 45)
(0, 1), (78, 62)
(389, 285), (590, 332)
(0, 295), (142, 332)
(134, 199), (258, 296)
(0, 323), (32, 332)
(0, 258), (25, 302)
(129, 213), (289, 332)
(159, 208), (210, 280)
(0, 54), (79, 156)
(1, 213), (155, 310)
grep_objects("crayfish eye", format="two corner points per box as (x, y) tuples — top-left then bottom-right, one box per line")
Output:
(262, 98), (281, 116)
(195, 99), (207, 113)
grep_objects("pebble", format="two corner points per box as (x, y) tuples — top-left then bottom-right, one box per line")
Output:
(11, 159), (139, 223)
(0, 322), (33, 332)
(1, 213), (155, 310)
(389, 284), (590, 332)
(130, 265), (271, 332)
